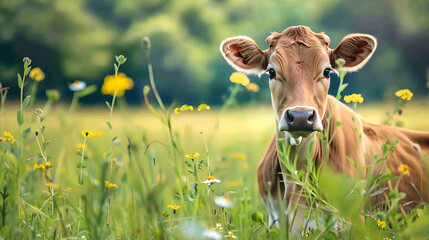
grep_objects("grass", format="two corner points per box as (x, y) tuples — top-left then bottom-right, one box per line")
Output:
(1, 56), (428, 239)
(0, 99), (428, 239)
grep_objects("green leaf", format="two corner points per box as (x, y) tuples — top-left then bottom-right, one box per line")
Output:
(42, 141), (50, 151)
(76, 85), (97, 98)
(41, 126), (45, 134)
(22, 95), (31, 108)
(106, 121), (112, 130)
(23, 127), (31, 138)
(17, 110), (24, 126)
(17, 73), (23, 88)
(111, 136), (117, 142)
(369, 187), (389, 197)
(335, 121), (342, 127)
(105, 101), (111, 110)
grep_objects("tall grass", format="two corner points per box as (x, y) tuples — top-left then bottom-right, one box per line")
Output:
(0, 51), (427, 239)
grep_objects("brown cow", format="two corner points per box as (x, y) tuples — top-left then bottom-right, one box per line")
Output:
(220, 26), (428, 232)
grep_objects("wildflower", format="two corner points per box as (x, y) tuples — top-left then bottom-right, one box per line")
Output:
(246, 83), (260, 92)
(303, 228), (314, 237)
(101, 73), (134, 97)
(180, 104), (193, 111)
(20, 211), (24, 216)
(2, 131), (16, 144)
(225, 231), (238, 238)
(344, 93), (364, 103)
(92, 131), (103, 137)
(398, 164), (409, 175)
(104, 181), (118, 189)
(29, 67), (45, 82)
(198, 104), (211, 111)
(214, 196), (234, 208)
(69, 81), (87, 91)
(229, 153), (246, 160)
(167, 204), (181, 214)
(203, 176), (221, 184)
(202, 228), (222, 240)
(77, 144), (87, 150)
(46, 162), (52, 167)
(58, 195), (62, 198)
(81, 130), (93, 137)
(226, 180), (243, 188)
(185, 152), (200, 160)
(216, 223), (223, 229)
(174, 107), (180, 115)
(111, 157), (117, 163)
(33, 163), (46, 171)
(395, 89), (413, 101)
(230, 72), (250, 86)
(377, 219), (386, 229)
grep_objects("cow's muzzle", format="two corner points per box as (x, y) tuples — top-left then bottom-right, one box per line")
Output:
(279, 106), (323, 136)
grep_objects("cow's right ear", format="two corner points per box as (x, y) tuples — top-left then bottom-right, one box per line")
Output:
(220, 36), (268, 76)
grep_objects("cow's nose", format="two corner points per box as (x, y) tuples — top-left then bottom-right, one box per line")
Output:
(284, 109), (316, 132)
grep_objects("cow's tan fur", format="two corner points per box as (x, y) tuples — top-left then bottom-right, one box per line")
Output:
(220, 25), (429, 229)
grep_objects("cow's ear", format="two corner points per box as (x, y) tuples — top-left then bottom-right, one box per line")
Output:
(220, 36), (268, 75)
(331, 34), (377, 72)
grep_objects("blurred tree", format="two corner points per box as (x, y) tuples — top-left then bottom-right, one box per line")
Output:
(0, 0), (427, 104)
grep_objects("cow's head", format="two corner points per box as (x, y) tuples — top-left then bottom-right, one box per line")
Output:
(220, 26), (376, 143)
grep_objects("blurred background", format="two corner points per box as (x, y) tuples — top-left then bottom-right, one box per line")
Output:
(1, 0), (428, 106)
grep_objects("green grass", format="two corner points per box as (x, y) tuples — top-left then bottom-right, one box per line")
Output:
(0, 99), (428, 239)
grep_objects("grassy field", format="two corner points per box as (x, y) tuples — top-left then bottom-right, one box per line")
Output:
(0, 97), (428, 239)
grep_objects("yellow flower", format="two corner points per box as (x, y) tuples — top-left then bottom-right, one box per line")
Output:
(167, 204), (181, 214)
(92, 131), (103, 137)
(101, 73), (134, 97)
(81, 130), (93, 137)
(77, 144), (87, 150)
(216, 223), (223, 229)
(29, 67), (45, 82)
(33, 163), (46, 171)
(226, 180), (243, 188)
(229, 153), (246, 160)
(2, 132), (15, 144)
(344, 93), (364, 103)
(197, 104), (210, 111)
(105, 181), (118, 189)
(46, 183), (53, 187)
(398, 164), (409, 175)
(377, 219), (386, 229)
(230, 72), (250, 86)
(246, 83), (260, 92)
(174, 107), (180, 115)
(46, 162), (52, 167)
(180, 104), (193, 111)
(20, 211), (24, 216)
(395, 89), (413, 101)
(185, 152), (200, 160)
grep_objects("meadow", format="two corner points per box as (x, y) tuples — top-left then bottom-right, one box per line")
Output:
(0, 56), (428, 240)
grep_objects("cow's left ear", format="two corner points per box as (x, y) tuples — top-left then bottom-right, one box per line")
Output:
(331, 34), (377, 72)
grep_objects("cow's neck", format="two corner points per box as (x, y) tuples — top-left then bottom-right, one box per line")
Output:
(275, 124), (317, 169)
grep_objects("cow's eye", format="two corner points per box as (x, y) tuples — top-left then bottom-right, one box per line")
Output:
(268, 69), (276, 79)
(323, 68), (331, 78)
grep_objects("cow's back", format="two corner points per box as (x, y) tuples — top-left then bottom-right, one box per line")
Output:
(363, 122), (429, 208)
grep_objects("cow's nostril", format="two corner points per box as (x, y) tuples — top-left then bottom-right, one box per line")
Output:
(308, 110), (315, 124)
(286, 110), (294, 124)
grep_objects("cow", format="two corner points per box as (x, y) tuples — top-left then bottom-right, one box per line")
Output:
(219, 25), (428, 233)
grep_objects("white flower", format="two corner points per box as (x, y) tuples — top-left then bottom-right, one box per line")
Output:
(216, 222), (223, 229)
(203, 176), (221, 184)
(214, 196), (234, 208)
(225, 231), (238, 238)
(69, 80), (87, 91)
(202, 229), (222, 240)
